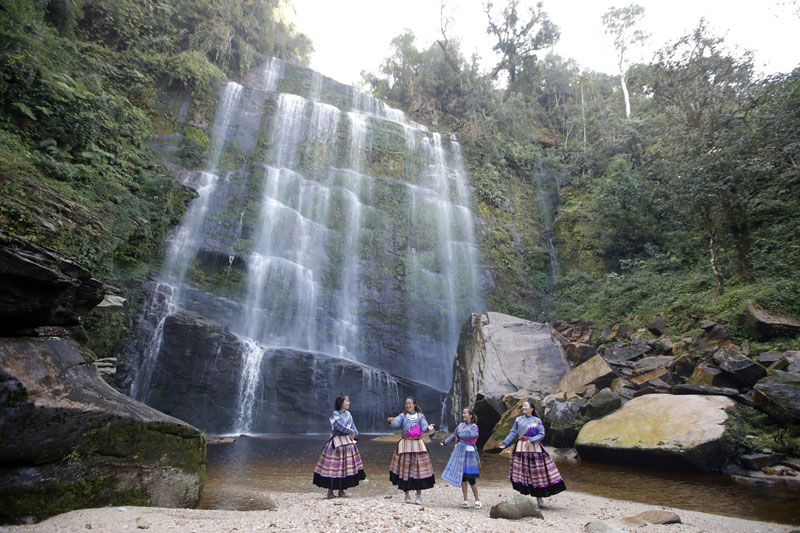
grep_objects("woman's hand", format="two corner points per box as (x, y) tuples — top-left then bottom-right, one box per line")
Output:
(440, 442), (445, 446)
(428, 424), (435, 431)
(387, 417), (395, 424)
(498, 444), (506, 449)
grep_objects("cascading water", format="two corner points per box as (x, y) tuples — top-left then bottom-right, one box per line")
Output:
(129, 59), (485, 434)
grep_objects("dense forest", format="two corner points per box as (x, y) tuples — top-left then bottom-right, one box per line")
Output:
(1, 0), (798, 353)
(361, 3), (800, 351)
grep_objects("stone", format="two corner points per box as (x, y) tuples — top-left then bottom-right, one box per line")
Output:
(577, 384), (598, 398)
(0, 232), (104, 336)
(630, 368), (669, 386)
(584, 521), (625, 533)
(448, 312), (570, 428)
(731, 470), (800, 492)
(583, 388), (622, 420)
(501, 390), (537, 410)
(652, 337), (674, 354)
(758, 352), (787, 366)
(698, 323), (738, 350)
(738, 453), (785, 470)
(687, 364), (738, 389)
(555, 355), (616, 394)
(96, 294), (127, 309)
(543, 397), (585, 447)
(670, 384), (740, 397)
(0, 337), (205, 524)
(484, 397), (542, 451)
(603, 341), (651, 362)
(566, 343), (597, 366)
(610, 377), (633, 393)
(741, 300), (800, 341)
(669, 354), (697, 379)
(607, 323), (634, 341)
(632, 510), (682, 524)
(647, 313), (668, 336)
(753, 371), (800, 423)
(575, 394), (738, 472)
(711, 347), (767, 388)
(632, 356), (676, 373)
(489, 494), (543, 520)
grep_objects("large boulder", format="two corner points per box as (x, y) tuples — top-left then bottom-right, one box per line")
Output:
(741, 300), (800, 340)
(0, 231), (104, 336)
(753, 371), (800, 423)
(448, 312), (569, 427)
(575, 394), (738, 472)
(138, 312), (447, 433)
(483, 396), (543, 450)
(543, 397), (585, 447)
(0, 337), (206, 524)
(489, 494), (543, 520)
(583, 388), (622, 420)
(555, 355), (616, 394)
(711, 347), (767, 388)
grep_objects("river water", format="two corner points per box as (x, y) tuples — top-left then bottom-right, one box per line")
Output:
(199, 436), (798, 525)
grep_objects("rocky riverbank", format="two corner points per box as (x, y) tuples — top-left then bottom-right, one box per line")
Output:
(6, 483), (794, 532)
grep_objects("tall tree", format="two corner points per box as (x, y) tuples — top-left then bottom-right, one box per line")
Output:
(484, 0), (560, 83)
(601, 3), (647, 118)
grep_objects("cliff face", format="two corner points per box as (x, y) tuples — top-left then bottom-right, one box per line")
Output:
(0, 233), (205, 524)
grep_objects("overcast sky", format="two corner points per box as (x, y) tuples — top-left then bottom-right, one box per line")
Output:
(286, 0), (800, 86)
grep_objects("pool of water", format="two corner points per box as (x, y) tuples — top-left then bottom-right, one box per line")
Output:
(199, 435), (799, 525)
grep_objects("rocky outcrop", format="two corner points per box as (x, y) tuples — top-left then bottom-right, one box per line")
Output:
(555, 355), (615, 394)
(543, 397), (585, 447)
(741, 300), (800, 340)
(448, 312), (569, 427)
(0, 337), (205, 524)
(752, 371), (800, 423)
(0, 231), (103, 336)
(575, 394), (737, 472)
(135, 311), (446, 433)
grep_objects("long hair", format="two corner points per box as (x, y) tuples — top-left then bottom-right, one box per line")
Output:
(404, 397), (422, 414)
(334, 393), (348, 411)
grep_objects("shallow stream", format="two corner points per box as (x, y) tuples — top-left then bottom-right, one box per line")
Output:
(199, 436), (798, 525)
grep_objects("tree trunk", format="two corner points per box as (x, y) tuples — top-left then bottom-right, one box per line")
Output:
(729, 210), (756, 283)
(709, 232), (723, 298)
(620, 73), (631, 118)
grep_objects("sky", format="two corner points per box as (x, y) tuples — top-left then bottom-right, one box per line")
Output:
(285, 0), (800, 87)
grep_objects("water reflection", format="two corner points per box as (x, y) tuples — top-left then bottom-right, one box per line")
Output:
(200, 436), (798, 525)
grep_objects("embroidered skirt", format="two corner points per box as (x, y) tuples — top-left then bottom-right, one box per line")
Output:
(313, 439), (366, 490)
(509, 442), (566, 497)
(389, 440), (435, 491)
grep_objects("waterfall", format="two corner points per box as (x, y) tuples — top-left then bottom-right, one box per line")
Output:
(131, 58), (485, 434)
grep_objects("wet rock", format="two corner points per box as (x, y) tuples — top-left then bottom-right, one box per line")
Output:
(575, 394), (738, 472)
(0, 231), (104, 336)
(753, 371), (800, 423)
(731, 469), (800, 492)
(711, 347), (767, 388)
(489, 494), (543, 520)
(741, 300), (800, 341)
(555, 355), (616, 394)
(583, 388), (622, 420)
(0, 337), (205, 524)
(448, 312), (569, 428)
(566, 343), (597, 366)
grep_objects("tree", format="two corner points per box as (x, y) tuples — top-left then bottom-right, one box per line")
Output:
(601, 4), (647, 118)
(484, 0), (560, 83)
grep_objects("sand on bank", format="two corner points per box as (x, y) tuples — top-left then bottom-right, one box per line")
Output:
(4, 482), (794, 533)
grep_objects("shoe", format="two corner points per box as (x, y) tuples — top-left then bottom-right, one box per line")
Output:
(404, 493), (412, 504)
(415, 495), (423, 505)
(326, 491), (335, 499)
(461, 500), (470, 508)
(537, 497), (545, 507)
(474, 501), (482, 509)
(337, 491), (348, 498)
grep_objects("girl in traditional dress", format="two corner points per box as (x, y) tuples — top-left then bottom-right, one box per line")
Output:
(440, 407), (482, 509)
(387, 397), (436, 505)
(498, 399), (566, 507)
(313, 393), (366, 499)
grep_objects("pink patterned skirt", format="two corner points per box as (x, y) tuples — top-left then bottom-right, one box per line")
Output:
(313, 439), (366, 490)
(509, 441), (566, 497)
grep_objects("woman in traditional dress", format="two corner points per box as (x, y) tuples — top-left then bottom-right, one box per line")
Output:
(313, 393), (366, 499)
(497, 399), (566, 507)
(387, 397), (436, 505)
(440, 407), (482, 509)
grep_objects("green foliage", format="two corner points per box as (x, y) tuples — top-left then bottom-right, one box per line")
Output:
(724, 406), (800, 458)
(181, 126), (210, 169)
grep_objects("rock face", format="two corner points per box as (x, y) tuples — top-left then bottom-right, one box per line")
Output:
(0, 337), (206, 524)
(575, 394), (737, 472)
(555, 355), (615, 394)
(741, 300), (800, 340)
(753, 371), (800, 423)
(0, 231), (103, 336)
(543, 397), (585, 447)
(448, 312), (569, 427)
(134, 311), (446, 433)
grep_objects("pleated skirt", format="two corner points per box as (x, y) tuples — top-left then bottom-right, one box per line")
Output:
(312, 440), (366, 490)
(389, 444), (435, 491)
(509, 447), (566, 497)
